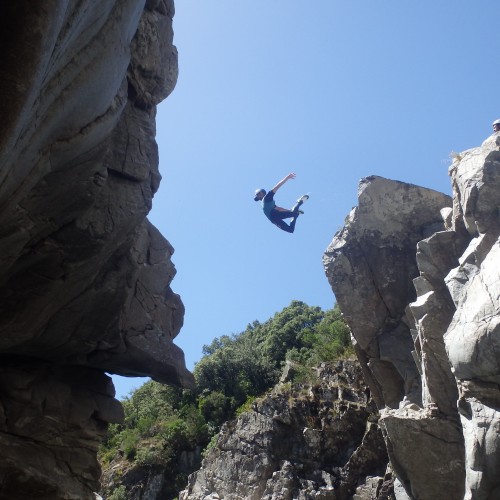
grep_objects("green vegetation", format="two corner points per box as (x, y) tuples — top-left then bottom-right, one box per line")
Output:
(99, 301), (351, 499)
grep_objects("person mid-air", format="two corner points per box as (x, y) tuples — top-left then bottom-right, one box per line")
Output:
(253, 173), (309, 233)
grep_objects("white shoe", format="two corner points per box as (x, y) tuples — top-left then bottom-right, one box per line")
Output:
(297, 194), (309, 204)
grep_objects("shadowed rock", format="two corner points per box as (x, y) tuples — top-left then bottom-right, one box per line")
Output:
(0, 0), (193, 497)
(180, 362), (389, 500)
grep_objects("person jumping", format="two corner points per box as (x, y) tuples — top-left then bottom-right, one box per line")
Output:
(253, 172), (309, 233)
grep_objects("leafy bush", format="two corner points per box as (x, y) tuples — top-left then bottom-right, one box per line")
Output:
(135, 441), (171, 466)
(120, 428), (140, 460)
(202, 433), (220, 458)
(236, 395), (257, 416)
(198, 391), (236, 428)
(107, 485), (127, 500)
(287, 304), (353, 368)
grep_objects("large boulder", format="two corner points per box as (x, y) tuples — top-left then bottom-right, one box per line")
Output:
(323, 176), (452, 410)
(323, 176), (467, 499)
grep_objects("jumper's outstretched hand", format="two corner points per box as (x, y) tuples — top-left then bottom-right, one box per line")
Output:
(272, 172), (296, 193)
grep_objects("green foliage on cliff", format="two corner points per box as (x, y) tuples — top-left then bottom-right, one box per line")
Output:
(194, 302), (353, 414)
(99, 301), (351, 499)
(287, 305), (354, 366)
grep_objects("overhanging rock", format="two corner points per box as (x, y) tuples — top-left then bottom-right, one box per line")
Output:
(0, 1), (192, 497)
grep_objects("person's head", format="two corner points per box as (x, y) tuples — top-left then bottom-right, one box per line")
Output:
(254, 188), (266, 201)
(493, 119), (500, 132)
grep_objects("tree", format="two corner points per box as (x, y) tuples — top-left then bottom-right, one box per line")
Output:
(255, 300), (324, 368)
(193, 301), (327, 406)
(288, 303), (352, 366)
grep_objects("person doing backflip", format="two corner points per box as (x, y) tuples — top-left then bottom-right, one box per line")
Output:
(253, 173), (309, 233)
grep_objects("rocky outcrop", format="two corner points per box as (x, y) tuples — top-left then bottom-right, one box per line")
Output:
(323, 133), (500, 499)
(0, 1), (192, 497)
(0, 358), (122, 499)
(444, 134), (500, 499)
(180, 361), (392, 500)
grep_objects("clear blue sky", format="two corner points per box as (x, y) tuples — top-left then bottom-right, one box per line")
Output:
(113, 0), (500, 399)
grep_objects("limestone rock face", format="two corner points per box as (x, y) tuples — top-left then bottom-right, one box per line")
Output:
(180, 361), (391, 500)
(0, 0), (192, 497)
(323, 135), (500, 499)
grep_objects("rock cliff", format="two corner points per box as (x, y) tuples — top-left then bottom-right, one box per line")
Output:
(180, 361), (392, 500)
(0, 1), (192, 498)
(324, 133), (500, 499)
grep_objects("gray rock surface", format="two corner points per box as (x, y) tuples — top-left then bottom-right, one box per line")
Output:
(324, 134), (500, 499)
(444, 133), (500, 499)
(0, 0), (190, 387)
(0, 0), (192, 497)
(180, 362), (390, 500)
(0, 358), (123, 499)
(323, 177), (464, 499)
(323, 176), (452, 410)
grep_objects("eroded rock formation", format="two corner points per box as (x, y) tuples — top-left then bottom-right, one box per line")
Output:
(180, 361), (391, 500)
(324, 132), (500, 499)
(0, 1), (192, 497)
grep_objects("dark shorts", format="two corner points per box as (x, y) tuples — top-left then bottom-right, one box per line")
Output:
(269, 209), (297, 233)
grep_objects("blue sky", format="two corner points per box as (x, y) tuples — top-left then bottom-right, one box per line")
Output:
(112, 0), (500, 399)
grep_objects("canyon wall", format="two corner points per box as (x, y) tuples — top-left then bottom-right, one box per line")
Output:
(324, 133), (500, 499)
(0, 1), (192, 497)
